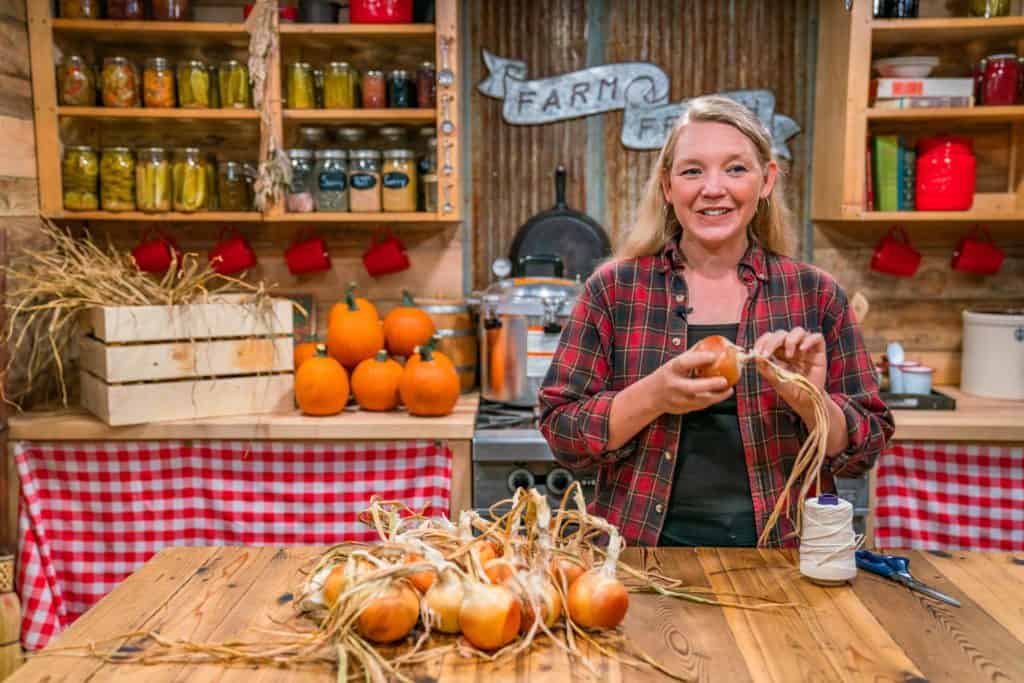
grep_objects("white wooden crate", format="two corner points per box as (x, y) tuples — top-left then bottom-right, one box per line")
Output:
(78, 297), (296, 426)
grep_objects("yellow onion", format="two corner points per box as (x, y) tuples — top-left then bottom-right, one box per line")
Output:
(424, 569), (464, 634)
(519, 575), (562, 633)
(691, 334), (743, 388)
(357, 580), (420, 643)
(322, 565), (347, 607)
(483, 557), (523, 586)
(405, 552), (436, 593)
(459, 582), (521, 650)
(567, 569), (629, 630)
(550, 556), (586, 589)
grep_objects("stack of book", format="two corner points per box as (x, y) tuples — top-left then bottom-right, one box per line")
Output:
(871, 77), (974, 109)
(866, 135), (916, 211)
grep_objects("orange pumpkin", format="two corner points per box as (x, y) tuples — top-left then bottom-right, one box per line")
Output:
(330, 282), (378, 325)
(383, 290), (437, 358)
(294, 341), (318, 369)
(295, 344), (349, 416)
(399, 336), (460, 417)
(351, 350), (403, 411)
(327, 290), (384, 370)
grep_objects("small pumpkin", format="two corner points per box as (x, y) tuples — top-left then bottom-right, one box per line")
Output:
(383, 290), (437, 357)
(399, 336), (460, 417)
(330, 282), (378, 325)
(327, 288), (385, 369)
(351, 350), (403, 411)
(295, 344), (349, 416)
(294, 341), (318, 369)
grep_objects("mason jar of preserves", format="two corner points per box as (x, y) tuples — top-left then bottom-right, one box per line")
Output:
(286, 149), (315, 213)
(387, 69), (413, 108)
(143, 57), (176, 108)
(100, 147), (136, 212)
(57, 56), (96, 106)
(101, 57), (139, 108)
(106, 0), (144, 19)
(362, 69), (386, 108)
(323, 62), (356, 108)
(62, 145), (99, 211)
(286, 62), (316, 109)
(135, 147), (172, 213)
(381, 149), (417, 212)
(60, 0), (100, 18)
(218, 161), (252, 211)
(172, 148), (207, 212)
(348, 149), (382, 212)
(313, 149), (348, 212)
(177, 60), (211, 109)
(218, 60), (251, 109)
(152, 0), (190, 20)
(416, 62), (436, 108)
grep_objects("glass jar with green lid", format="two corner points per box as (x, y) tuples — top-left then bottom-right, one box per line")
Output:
(62, 145), (99, 211)
(218, 161), (252, 211)
(218, 60), (251, 109)
(381, 148), (417, 212)
(172, 148), (207, 212)
(323, 62), (356, 108)
(135, 147), (171, 213)
(286, 62), (316, 109)
(100, 147), (135, 212)
(177, 60), (211, 108)
(348, 149), (382, 212)
(314, 149), (348, 212)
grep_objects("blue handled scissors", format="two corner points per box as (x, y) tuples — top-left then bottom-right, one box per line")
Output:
(855, 550), (961, 607)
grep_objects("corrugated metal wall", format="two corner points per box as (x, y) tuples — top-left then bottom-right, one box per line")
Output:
(465, 0), (818, 288)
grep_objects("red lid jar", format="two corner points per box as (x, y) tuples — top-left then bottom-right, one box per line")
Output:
(915, 136), (976, 211)
(349, 0), (414, 23)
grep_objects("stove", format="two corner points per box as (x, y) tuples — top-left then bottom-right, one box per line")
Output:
(472, 400), (595, 512)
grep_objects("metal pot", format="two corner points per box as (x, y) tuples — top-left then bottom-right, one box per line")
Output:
(472, 258), (580, 406)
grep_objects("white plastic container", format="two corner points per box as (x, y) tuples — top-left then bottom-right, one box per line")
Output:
(961, 309), (1024, 400)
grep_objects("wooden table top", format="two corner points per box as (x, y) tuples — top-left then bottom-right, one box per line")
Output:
(11, 546), (1024, 682)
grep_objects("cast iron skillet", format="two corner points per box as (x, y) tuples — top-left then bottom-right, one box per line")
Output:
(508, 165), (611, 281)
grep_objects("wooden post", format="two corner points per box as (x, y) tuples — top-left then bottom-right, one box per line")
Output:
(25, 0), (61, 217)
(448, 439), (471, 519)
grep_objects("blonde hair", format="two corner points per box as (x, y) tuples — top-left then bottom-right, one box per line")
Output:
(617, 95), (794, 259)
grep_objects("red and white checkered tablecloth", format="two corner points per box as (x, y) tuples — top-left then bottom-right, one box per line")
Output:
(14, 439), (452, 651)
(874, 441), (1024, 552)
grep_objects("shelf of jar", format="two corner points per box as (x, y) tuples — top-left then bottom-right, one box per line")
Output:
(48, 211), (263, 222)
(271, 212), (456, 222)
(282, 109), (435, 123)
(855, 209), (1024, 222)
(867, 105), (1024, 123)
(58, 107), (260, 120)
(871, 16), (1024, 47)
(278, 23), (435, 38)
(51, 19), (249, 46)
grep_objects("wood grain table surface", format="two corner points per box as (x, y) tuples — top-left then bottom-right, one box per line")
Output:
(9, 546), (1024, 682)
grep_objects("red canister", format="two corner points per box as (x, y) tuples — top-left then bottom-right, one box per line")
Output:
(915, 136), (975, 211)
(349, 0), (413, 23)
(982, 53), (1020, 105)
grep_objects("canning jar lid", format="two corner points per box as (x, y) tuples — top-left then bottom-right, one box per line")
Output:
(420, 61), (436, 69)
(326, 61), (352, 70)
(288, 148), (314, 159)
(220, 160), (243, 170)
(137, 146), (167, 155)
(315, 149), (347, 159)
(180, 59), (206, 68)
(378, 125), (406, 139)
(104, 56), (130, 64)
(364, 69), (385, 78)
(334, 126), (366, 141)
(350, 149), (382, 160)
(383, 149), (415, 160)
(388, 69), (410, 78)
(220, 59), (243, 68)
(145, 57), (170, 69)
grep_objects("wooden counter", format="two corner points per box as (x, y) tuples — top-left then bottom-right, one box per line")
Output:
(9, 546), (1024, 682)
(891, 386), (1024, 442)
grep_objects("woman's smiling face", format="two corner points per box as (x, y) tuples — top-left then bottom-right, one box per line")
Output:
(661, 120), (777, 251)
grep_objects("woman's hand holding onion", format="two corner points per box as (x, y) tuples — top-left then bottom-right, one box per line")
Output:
(653, 350), (733, 415)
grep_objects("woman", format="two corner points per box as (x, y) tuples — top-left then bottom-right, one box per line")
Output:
(538, 96), (893, 547)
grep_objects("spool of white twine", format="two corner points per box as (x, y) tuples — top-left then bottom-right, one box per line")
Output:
(799, 494), (861, 585)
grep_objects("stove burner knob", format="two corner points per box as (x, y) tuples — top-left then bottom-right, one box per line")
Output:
(507, 468), (535, 493)
(546, 468), (573, 497)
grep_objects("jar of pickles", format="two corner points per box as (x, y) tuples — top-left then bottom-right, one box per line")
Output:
(60, 0), (100, 18)
(286, 149), (315, 212)
(348, 149), (382, 212)
(101, 147), (135, 212)
(106, 0), (144, 19)
(286, 62), (316, 109)
(419, 129), (438, 212)
(314, 150), (348, 212)
(218, 60), (251, 109)
(152, 0), (189, 20)
(362, 69), (386, 108)
(172, 148), (207, 212)
(218, 161), (251, 211)
(135, 147), (171, 213)
(143, 57), (176, 108)
(417, 62), (436, 108)
(102, 57), (139, 108)
(202, 154), (217, 209)
(382, 149), (417, 212)
(57, 56), (96, 106)
(177, 60), (212, 109)
(387, 70), (413, 108)
(62, 145), (99, 211)
(323, 62), (356, 108)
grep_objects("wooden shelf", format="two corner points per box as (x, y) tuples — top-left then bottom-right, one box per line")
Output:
(856, 209), (1024, 222)
(872, 16), (1024, 46)
(282, 109), (436, 124)
(272, 212), (456, 223)
(279, 23), (435, 38)
(867, 106), (1024, 123)
(51, 19), (249, 46)
(49, 211), (262, 222)
(58, 107), (260, 121)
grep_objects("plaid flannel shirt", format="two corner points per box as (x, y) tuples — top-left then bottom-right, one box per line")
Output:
(538, 239), (894, 547)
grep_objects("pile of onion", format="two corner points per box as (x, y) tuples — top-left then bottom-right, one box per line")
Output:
(357, 579), (421, 643)
(459, 581), (522, 650)
(565, 525), (629, 630)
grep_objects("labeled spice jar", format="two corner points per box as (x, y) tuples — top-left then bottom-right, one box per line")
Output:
(286, 149), (315, 212)
(381, 149), (417, 212)
(172, 148), (207, 212)
(177, 60), (211, 108)
(362, 69), (386, 108)
(57, 56), (96, 106)
(348, 149), (382, 212)
(416, 62), (436, 108)
(152, 0), (189, 20)
(101, 147), (136, 212)
(286, 62), (316, 109)
(387, 70), (413, 108)
(102, 57), (139, 108)
(135, 148), (171, 212)
(143, 57), (176, 108)
(314, 149), (348, 211)
(60, 0), (100, 18)
(106, 0), (144, 19)
(323, 62), (356, 108)
(218, 60), (251, 109)
(62, 145), (99, 211)
(218, 161), (251, 211)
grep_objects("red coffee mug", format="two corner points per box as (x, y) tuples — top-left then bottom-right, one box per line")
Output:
(871, 226), (921, 277)
(286, 233), (331, 275)
(210, 228), (257, 275)
(952, 227), (1004, 275)
(363, 230), (410, 278)
(132, 231), (179, 273)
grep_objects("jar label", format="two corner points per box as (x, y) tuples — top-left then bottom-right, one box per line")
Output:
(350, 172), (377, 190)
(383, 171), (410, 189)
(319, 169), (347, 192)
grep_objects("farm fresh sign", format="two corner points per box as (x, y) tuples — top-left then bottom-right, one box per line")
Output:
(477, 49), (800, 160)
